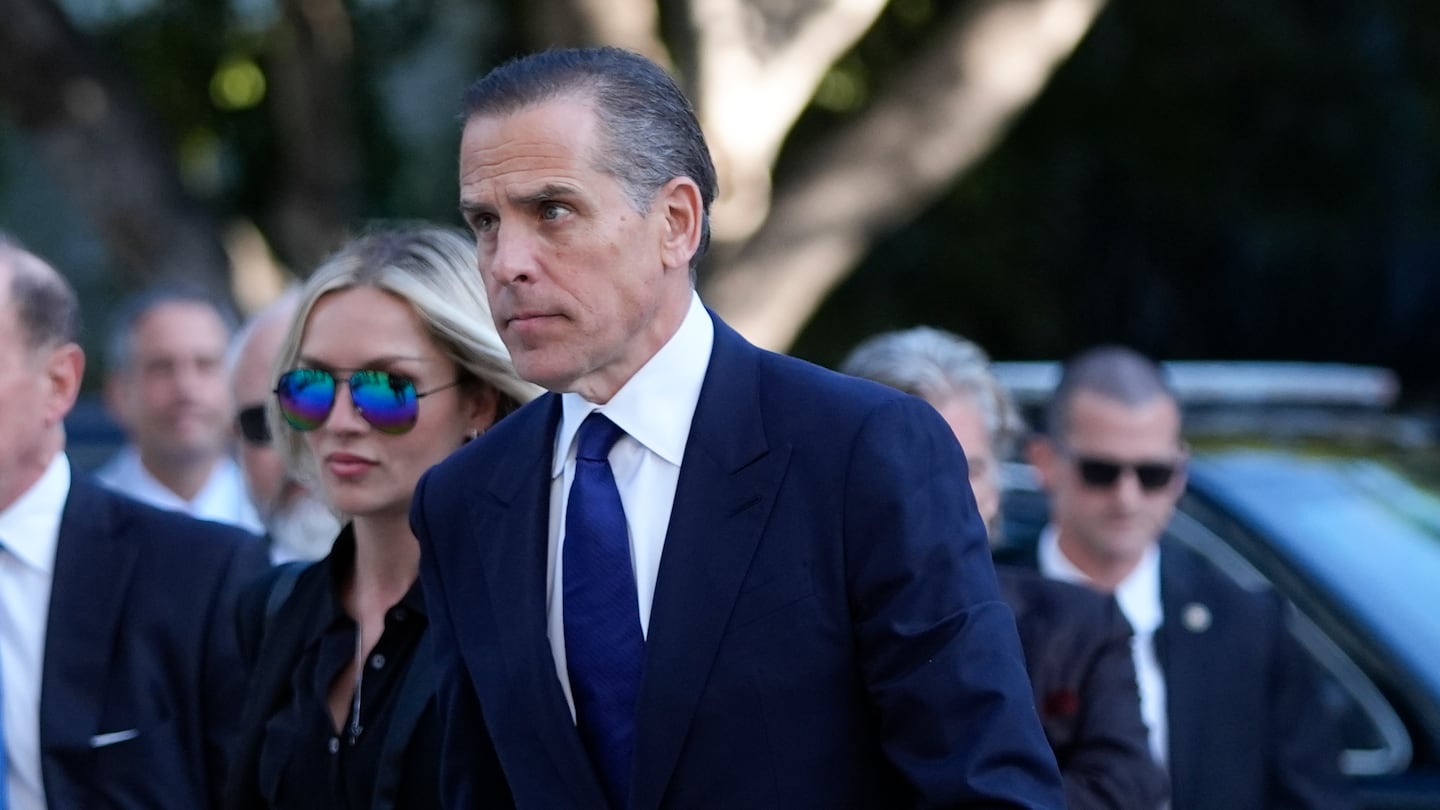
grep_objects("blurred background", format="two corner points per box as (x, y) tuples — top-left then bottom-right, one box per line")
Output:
(2, 0), (1438, 398)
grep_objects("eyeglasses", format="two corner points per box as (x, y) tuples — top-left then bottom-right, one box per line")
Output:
(274, 368), (461, 435)
(236, 404), (271, 446)
(1071, 456), (1181, 491)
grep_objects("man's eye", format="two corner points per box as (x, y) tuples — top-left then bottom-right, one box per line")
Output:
(541, 203), (566, 220)
(472, 214), (497, 233)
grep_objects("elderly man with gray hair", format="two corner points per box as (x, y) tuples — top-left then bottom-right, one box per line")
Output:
(842, 326), (1168, 810)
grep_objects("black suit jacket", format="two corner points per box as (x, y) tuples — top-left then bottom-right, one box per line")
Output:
(996, 566), (1169, 809)
(412, 314), (1064, 809)
(41, 471), (270, 809)
(998, 540), (1353, 810)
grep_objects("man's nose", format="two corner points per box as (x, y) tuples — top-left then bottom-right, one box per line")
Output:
(487, 226), (539, 285)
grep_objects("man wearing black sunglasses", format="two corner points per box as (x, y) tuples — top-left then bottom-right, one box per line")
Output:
(1019, 346), (1351, 810)
(226, 288), (339, 563)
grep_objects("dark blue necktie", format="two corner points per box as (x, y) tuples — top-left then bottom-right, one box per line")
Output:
(564, 413), (644, 810)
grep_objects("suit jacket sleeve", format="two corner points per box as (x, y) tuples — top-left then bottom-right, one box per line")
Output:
(843, 397), (1064, 807)
(412, 468), (515, 810)
(1060, 597), (1169, 810)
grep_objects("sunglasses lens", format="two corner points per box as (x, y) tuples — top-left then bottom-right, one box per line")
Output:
(276, 369), (336, 431)
(349, 370), (419, 435)
(1135, 464), (1176, 490)
(237, 405), (271, 445)
(1077, 459), (1123, 486)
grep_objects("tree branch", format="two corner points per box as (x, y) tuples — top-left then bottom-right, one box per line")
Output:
(701, 0), (1107, 350)
(690, 0), (888, 241)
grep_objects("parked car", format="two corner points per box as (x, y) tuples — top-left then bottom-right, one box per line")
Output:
(993, 361), (1440, 810)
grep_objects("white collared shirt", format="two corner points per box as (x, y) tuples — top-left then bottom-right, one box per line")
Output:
(0, 452), (71, 810)
(1039, 525), (1169, 766)
(96, 446), (263, 535)
(546, 292), (714, 719)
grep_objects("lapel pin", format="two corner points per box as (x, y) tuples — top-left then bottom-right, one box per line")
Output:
(1181, 602), (1212, 633)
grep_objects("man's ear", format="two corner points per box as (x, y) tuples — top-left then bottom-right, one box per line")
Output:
(44, 343), (85, 429)
(654, 176), (703, 274)
(1026, 434), (1059, 492)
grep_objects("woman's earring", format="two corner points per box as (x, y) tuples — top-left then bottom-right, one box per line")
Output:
(466, 427), (481, 442)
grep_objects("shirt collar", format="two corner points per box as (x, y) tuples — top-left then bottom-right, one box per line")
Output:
(552, 292), (713, 476)
(0, 452), (71, 573)
(1038, 523), (1163, 633)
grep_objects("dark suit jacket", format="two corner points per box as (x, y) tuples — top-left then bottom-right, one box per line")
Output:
(996, 565), (1168, 810)
(412, 314), (1064, 809)
(998, 540), (1353, 810)
(225, 544), (437, 810)
(42, 472), (270, 809)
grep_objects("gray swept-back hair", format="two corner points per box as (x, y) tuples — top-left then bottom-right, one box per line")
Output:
(841, 326), (1025, 459)
(461, 47), (718, 276)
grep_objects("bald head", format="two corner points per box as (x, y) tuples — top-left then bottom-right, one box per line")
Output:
(0, 234), (81, 352)
(0, 233), (86, 511)
(229, 288), (302, 408)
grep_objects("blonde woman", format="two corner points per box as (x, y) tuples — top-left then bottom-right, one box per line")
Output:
(225, 225), (540, 810)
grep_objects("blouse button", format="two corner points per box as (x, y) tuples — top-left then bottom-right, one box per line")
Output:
(328, 737), (340, 754)
(370, 653), (387, 670)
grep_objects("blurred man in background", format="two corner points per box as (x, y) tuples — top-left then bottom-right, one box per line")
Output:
(843, 326), (1167, 810)
(99, 284), (262, 534)
(1013, 345), (1352, 809)
(0, 233), (269, 808)
(226, 287), (339, 562)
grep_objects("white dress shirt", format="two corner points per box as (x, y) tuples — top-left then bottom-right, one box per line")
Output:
(0, 452), (71, 810)
(1039, 525), (1169, 766)
(96, 445), (263, 535)
(546, 292), (714, 718)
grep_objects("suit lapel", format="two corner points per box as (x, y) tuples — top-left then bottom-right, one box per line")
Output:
(630, 317), (790, 810)
(454, 396), (606, 807)
(41, 477), (139, 759)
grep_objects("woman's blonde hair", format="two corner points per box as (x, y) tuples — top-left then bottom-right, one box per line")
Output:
(269, 223), (543, 484)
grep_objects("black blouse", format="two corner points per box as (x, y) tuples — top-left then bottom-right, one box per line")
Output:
(255, 528), (439, 809)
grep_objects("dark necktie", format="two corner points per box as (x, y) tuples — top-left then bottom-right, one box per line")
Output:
(563, 413), (644, 810)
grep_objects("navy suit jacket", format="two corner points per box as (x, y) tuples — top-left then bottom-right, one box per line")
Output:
(412, 315), (1064, 809)
(996, 566), (1168, 810)
(998, 541), (1353, 810)
(40, 472), (271, 809)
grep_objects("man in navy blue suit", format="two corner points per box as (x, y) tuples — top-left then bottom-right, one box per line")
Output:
(1018, 346), (1352, 809)
(410, 47), (1064, 809)
(0, 234), (270, 808)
